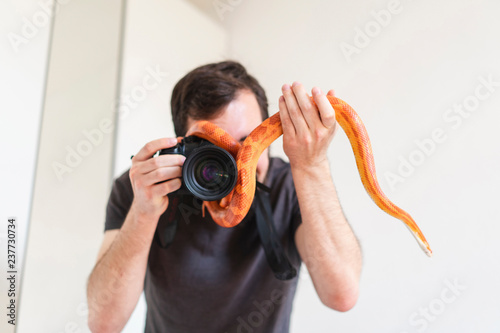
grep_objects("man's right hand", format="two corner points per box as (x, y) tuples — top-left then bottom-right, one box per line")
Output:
(129, 137), (186, 221)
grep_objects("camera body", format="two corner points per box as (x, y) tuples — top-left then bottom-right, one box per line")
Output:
(159, 136), (238, 201)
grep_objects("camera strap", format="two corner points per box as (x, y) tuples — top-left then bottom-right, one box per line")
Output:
(254, 183), (297, 280)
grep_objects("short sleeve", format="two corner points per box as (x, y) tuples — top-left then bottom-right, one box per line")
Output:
(104, 169), (133, 231)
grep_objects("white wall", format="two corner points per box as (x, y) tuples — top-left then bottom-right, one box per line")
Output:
(0, 1), (53, 332)
(114, 0), (227, 175)
(114, 0), (227, 331)
(16, 0), (124, 332)
(223, 0), (500, 332)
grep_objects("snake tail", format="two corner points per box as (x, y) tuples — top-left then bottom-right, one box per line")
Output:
(321, 95), (432, 257)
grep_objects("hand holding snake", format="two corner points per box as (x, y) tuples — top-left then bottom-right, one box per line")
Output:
(185, 83), (432, 257)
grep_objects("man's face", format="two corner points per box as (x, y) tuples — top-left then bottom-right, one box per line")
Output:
(186, 89), (270, 182)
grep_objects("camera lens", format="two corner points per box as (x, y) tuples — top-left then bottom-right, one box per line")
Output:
(182, 145), (238, 201)
(196, 160), (227, 187)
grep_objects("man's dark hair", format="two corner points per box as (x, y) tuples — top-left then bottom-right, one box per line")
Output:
(171, 61), (269, 136)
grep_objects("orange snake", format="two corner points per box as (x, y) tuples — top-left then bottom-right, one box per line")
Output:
(186, 95), (432, 257)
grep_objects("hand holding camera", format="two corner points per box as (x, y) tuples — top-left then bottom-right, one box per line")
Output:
(129, 137), (186, 222)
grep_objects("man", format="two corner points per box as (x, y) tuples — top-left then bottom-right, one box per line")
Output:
(87, 61), (362, 332)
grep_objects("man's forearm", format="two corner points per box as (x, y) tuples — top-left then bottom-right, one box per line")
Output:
(87, 204), (158, 332)
(293, 160), (362, 311)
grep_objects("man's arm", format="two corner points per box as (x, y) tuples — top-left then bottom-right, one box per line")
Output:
(279, 82), (362, 312)
(87, 138), (185, 332)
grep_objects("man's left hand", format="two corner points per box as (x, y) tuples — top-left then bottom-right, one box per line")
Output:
(279, 82), (337, 170)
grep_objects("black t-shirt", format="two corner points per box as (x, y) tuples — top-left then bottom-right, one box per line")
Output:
(105, 157), (303, 333)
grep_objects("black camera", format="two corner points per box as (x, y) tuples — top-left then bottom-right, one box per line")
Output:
(158, 136), (238, 201)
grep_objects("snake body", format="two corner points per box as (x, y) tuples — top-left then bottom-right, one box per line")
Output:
(186, 95), (432, 257)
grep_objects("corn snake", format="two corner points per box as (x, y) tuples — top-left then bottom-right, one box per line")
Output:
(185, 95), (432, 257)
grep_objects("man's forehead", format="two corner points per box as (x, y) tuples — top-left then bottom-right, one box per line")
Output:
(187, 90), (263, 141)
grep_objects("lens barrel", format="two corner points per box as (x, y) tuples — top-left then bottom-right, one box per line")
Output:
(182, 145), (238, 201)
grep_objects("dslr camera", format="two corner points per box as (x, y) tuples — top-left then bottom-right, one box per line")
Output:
(159, 136), (238, 201)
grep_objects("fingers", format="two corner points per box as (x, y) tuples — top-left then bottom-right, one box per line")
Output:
(279, 95), (295, 136)
(281, 83), (308, 134)
(312, 87), (337, 129)
(133, 137), (178, 161)
(291, 82), (322, 130)
(281, 82), (336, 132)
(137, 153), (186, 175)
(142, 165), (183, 186)
(130, 138), (186, 194)
(152, 177), (182, 197)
